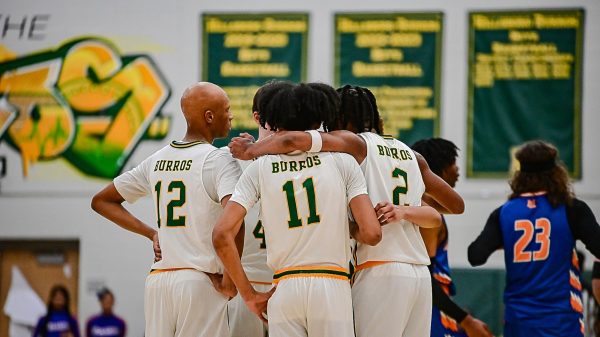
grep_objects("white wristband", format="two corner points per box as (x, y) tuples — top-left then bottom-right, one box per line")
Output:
(306, 130), (322, 153)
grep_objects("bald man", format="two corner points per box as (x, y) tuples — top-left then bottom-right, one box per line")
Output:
(92, 82), (243, 337)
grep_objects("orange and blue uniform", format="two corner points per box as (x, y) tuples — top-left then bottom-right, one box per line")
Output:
(469, 195), (600, 337)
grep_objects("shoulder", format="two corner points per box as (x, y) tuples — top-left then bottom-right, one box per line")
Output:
(86, 315), (100, 326)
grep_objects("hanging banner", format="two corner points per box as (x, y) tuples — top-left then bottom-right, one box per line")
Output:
(467, 9), (584, 178)
(334, 12), (443, 146)
(202, 13), (308, 146)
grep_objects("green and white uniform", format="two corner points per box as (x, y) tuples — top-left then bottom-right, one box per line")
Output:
(231, 151), (367, 337)
(114, 141), (242, 337)
(352, 132), (431, 337)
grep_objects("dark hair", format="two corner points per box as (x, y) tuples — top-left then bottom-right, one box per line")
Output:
(411, 138), (459, 176)
(252, 80), (294, 114)
(336, 85), (383, 135)
(308, 82), (341, 130)
(40, 285), (72, 336)
(96, 287), (113, 301)
(260, 82), (338, 132)
(509, 140), (574, 207)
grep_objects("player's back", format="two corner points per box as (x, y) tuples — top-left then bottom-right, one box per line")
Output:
(355, 132), (428, 266)
(252, 151), (362, 281)
(499, 194), (583, 324)
(146, 141), (226, 273)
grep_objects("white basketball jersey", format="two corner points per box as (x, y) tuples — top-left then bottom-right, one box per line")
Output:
(114, 141), (232, 273)
(231, 152), (367, 279)
(237, 159), (272, 284)
(355, 132), (429, 266)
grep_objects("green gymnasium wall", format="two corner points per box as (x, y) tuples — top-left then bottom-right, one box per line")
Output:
(451, 269), (595, 336)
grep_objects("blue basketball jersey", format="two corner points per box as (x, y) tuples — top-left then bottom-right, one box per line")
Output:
(499, 194), (584, 333)
(430, 218), (467, 337)
(431, 219), (456, 297)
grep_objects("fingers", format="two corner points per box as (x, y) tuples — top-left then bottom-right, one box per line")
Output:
(239, 133), (255, 141)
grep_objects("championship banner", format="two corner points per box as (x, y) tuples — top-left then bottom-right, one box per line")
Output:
(467, 9), (584, 178)
(202, 13), (308, 146)
(334, 13), (443, 146)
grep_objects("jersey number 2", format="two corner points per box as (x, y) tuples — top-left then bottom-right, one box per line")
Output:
(392, 168), (408, 205)
(154, 181), (186, 228)
(513, 218), (551, 263)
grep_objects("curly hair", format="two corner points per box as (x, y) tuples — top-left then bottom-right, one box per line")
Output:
(509, 140), (574, 207)
(260, 82), (339, 132)
(411, 138), (459, 176)
(336, 85), (383, 135)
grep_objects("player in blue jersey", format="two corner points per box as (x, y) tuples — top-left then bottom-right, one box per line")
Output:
(33, 285), (80, 337)
(86, 288), (126, 337)
(468, 140), (600, 337)
(412, 138), (493, 337)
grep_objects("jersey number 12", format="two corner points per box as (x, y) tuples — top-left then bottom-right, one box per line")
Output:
(154, 181), (186, 228)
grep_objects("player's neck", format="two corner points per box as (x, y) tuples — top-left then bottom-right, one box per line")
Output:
(182, 130), (212, 144)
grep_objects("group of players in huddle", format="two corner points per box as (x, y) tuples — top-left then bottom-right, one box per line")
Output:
(92, 80), (600, 337)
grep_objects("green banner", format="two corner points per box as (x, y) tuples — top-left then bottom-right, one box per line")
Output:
(467, 9), (584, 178)
(202, 13), (308, 146)
(334, 13), (443, 145)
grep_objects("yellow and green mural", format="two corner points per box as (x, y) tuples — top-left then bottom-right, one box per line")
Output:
(0, 37), (171, 179)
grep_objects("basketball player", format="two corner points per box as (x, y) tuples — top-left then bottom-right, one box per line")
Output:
(228, 85), (456, 337)
(91, 82), (242, 337)
(213, 83), (390, 337)
(412, 138), (493, 337)
(227, 80), (294, 337)
(468, 140), (600, 337)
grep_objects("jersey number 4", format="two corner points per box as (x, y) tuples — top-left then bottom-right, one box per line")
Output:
(513, 218), (551, 263)
(282, 178), (320, 229)
(154, 181), (186, 228)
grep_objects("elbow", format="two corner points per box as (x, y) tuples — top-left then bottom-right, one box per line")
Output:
(467, 245), (483, 266)
(212, 226), (229, 254)
(363, 228), (382, 246)
(449, 198), (465, 215)
(90, 193), (102, 214)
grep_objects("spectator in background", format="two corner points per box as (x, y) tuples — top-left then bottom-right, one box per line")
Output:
(33, 285), (80, 337)
(86, 288), (126, 337)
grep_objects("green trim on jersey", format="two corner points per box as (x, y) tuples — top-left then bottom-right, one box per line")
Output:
(273, 268), (350, 280)
(170, 140), (208, 148)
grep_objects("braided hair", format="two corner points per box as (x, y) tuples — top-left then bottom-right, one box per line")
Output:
(260, 82), (339, 132)
(336, 85), (383, 135)
(411, 138), (459, 176)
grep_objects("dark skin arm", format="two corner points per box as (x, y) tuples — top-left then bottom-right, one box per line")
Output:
(230, 132), (464, 215)
(348, 194), (383, 245)
(91, 183), (161, 259)
(213, 201), (275, 322)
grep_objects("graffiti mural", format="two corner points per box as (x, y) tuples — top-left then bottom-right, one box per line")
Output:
(0, 37), (171, 179)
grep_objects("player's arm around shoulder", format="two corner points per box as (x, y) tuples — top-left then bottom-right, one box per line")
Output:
(416, 152), (464, 214)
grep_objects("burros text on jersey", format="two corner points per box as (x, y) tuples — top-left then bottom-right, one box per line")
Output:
(377, 145), (413, 161)
(271, 155), (322, 173)
(154, 159), (193, 172)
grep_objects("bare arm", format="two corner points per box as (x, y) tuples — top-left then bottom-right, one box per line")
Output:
(91, 183), (156, 241)
(212, 201), (274, 322)
(229, 130), (367, 163)
(416, 153), (464, 214)
(420, 227), (441, 257)
(375, 201), (441, 228)
(348, 195), (382, 246)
